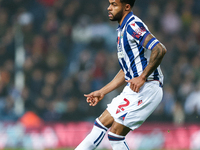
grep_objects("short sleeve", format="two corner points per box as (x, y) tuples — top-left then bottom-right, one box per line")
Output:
(126, 22), (150, 46)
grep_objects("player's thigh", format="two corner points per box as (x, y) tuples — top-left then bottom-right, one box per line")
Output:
(110, 121), (131, 136)
(98, 109), (114, 128)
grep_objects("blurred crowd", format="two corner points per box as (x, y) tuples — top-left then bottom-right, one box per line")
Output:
(0, 0), (200, 125)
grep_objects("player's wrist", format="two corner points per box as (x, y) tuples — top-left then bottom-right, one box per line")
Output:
(140, 74), (147, 81)
(99, 88), (107, 97)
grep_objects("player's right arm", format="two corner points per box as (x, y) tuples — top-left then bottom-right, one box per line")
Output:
(84, 69), (125, 106)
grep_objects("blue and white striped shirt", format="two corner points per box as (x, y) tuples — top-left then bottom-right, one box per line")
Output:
(117, 12), (164, 86)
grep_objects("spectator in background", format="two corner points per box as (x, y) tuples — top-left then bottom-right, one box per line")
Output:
(162, 84), (176, 118)
(161, 1), (182, 35)
(173, 101), (185, 126)
(0, 0), (199, 123)
(184, 81), (200, 120)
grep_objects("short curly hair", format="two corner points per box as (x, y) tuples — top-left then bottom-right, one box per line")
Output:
(120, 0), (136, 8)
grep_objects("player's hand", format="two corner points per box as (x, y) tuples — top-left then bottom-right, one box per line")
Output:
(125, 76), (146, 93)
(84, 91), (105, 106)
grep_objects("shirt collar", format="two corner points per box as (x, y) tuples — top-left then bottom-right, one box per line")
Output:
(118, 12), (133, 30)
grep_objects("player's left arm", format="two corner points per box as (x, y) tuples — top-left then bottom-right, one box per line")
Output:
(141, 34), (167, 80)
(126, 34), (167, 92)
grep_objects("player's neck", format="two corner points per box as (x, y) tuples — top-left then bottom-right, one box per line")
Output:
(119, 11), (131, 26)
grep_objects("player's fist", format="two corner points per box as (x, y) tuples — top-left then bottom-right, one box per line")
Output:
(125, 76), (146, 93)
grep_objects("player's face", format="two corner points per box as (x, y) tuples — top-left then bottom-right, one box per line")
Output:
(107, 0), (124, 22)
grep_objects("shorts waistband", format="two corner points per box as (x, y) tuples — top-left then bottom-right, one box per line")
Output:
(126, 80), (163, 88)
(146, 80), (163, 87)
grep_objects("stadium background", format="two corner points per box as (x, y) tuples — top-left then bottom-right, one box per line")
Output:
(0, 0), (200, 149)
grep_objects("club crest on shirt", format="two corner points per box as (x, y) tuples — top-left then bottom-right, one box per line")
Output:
(117, 35), (124, 58)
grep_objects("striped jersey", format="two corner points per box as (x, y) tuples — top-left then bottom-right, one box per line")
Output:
(117, 12), (164, 86)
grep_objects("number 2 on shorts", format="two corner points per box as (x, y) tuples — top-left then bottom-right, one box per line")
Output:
(118, 98), (130, 111)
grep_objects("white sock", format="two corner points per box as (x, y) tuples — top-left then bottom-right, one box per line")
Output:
(75, 118), (108, 150)
(108, 132), (130, 150)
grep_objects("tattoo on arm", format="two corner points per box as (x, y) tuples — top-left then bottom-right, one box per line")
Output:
(142, 35), (167, 79)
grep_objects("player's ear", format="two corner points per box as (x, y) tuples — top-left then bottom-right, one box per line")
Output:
(125, 4), (131, 11)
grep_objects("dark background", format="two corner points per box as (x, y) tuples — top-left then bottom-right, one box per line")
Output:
(0, 0), (200, 125)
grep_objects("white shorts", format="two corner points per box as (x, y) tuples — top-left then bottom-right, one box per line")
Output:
(107, 81), (163, 130)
